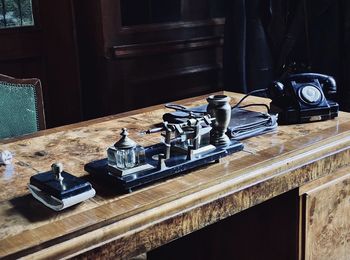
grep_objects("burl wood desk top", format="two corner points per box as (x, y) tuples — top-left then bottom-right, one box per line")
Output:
(1, 91), (350, 259)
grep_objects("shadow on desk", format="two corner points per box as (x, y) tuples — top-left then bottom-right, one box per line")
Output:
(7, 194), (80, 222)
(82, 174), (123, 198)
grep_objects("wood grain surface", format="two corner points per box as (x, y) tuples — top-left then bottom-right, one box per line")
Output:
(1, 91), (350, 259)
(300, 168), (350, 260)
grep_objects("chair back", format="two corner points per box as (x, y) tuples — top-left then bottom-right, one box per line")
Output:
(0, 74), (46, 139)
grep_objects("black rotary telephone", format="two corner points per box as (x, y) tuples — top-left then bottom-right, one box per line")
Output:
(268, 73), (339, 124)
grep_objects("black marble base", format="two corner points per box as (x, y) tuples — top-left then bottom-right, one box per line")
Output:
(85, 140), (244, 192)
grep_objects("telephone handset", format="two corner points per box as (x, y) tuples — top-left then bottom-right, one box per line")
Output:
(268, 73), (339, 124)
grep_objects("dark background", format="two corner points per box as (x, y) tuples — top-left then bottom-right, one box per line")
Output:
(223, 0), (350, 110)
(0, 0), (348, 127)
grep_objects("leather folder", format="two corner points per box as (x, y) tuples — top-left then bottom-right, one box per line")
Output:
(163, 105), (278, 140)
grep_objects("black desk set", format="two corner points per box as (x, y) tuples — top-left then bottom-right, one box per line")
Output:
(27, 73), (339, 209)
(85, 95), (247, 193)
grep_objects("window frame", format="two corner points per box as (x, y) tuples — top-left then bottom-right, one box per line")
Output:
(0, 0), (40, 33)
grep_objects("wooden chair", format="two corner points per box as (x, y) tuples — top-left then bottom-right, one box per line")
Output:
(0, 74), (46, 139)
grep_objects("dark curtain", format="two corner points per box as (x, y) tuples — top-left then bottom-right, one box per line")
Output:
(223, 0), (350, 111)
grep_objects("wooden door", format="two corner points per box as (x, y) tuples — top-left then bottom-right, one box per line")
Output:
(0, 0), (82, 127)
(73, 0), (226, 119)
(299, 168), (350, 260)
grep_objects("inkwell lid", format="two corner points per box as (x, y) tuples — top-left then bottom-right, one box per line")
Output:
(114, 128), (137, 149)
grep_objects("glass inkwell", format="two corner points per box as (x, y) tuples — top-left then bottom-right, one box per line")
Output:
(107, 128), (153, 176)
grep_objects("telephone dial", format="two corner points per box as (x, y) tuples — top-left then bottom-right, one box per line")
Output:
(268, 73), (339, 124)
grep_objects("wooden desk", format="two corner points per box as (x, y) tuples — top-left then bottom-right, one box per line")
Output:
(1, 92), (350, 259)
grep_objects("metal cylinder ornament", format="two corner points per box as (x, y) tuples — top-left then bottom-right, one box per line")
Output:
(206, 95), (231, 146)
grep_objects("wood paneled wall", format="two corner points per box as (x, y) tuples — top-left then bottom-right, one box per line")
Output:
(0, 0), (82, 127)
(0, 0), (225, 125)
(73, 0), (225, 120)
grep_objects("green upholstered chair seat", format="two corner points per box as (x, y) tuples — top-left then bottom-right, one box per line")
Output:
(0, 74), (45, 139)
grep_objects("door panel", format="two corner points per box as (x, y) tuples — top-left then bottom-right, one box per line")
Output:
(300, 169), (350, 260)
(0, 0), (82, 127)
